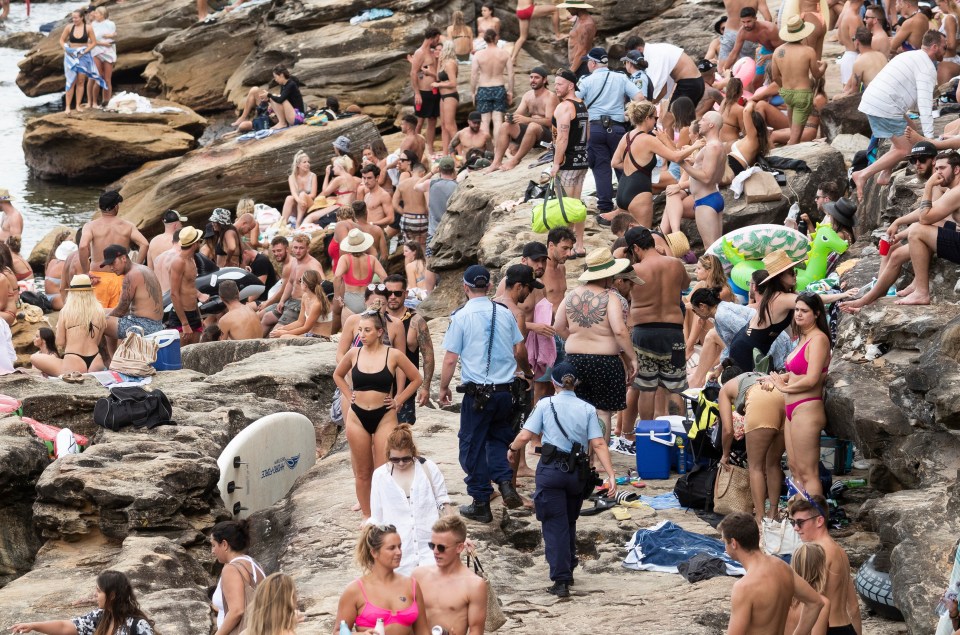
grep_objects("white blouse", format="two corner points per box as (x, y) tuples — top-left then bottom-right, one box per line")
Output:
(369, 458), (451, 575)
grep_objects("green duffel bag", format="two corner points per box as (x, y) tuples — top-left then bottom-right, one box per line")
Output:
(530, 178), (587, 233)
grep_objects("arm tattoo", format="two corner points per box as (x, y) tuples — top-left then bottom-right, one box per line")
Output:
(566, 290), (609, 327)
(110, 274), (133, 317)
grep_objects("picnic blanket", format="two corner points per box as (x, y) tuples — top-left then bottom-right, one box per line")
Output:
(623, 520), (746, 576)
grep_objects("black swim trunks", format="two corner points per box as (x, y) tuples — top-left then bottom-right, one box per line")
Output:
(166, 310), (203, 333)
(565, 353), (627, 412)
(417, 90), (440, 119)
(511, 122), (552, 145)
(631, 323), (687, 392)
(825, 625), (857, 635)
(476, 85), (508, 113)
(938, 220), (960, 264)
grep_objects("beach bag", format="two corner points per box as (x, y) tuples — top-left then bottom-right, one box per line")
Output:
(93, 387), (174, 431)
(713, 463), (752, 516)
(674, 462), (717, 511)
(466, 554), (507, 631)
(109, 326), (158, 377)
(743, 170), (783, 204)
(530, 179), (586, 233)
(761, 517), (802, 556)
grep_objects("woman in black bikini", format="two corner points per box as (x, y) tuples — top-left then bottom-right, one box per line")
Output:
(30, 274), (106, 376)
(612, 101), (702, 228)
(58, 9), (100, 114)
(433, 41), (460, 157)
(334, 310), (422, 520)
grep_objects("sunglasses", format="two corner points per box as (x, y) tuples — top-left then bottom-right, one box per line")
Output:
(909, 156), (933, 164)
(388, 455), (414, 465)
(385, 290), (405, 297)
(427, 541), (461, 553)
(367, 283), (387, 292)
(789, 516), (817, 528)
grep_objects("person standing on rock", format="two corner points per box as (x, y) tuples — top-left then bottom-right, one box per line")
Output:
(472, 29), (514, 140)
(0, 189), (23, 243)
(209, 207), (244, 269)
(439, 265), (531, 523)
(787, 495), (863, 634)
(410, 27), (442, 154)
(549, 70), (589, 257)
(393, 163), (430, 251)
(100, 244), (164, 350)
(508, 362), (617, 598)
(59, 8), (105, 114)
(513, 0), (564, 65)
(769, 17), (828, 146)
(852, 30), (943, 199)
(837, 28), (889, 98)
(268, 64), (305, 128)
(835, 0), (865, 87)
(79, 190), (149, 311)
(146, 209), (185, 269)
(483, 67), (558, 172)
(384, 274), (435, 424)
(560, 1), (596, 79)
(167, 227), (204, 345)
(359, 165), (397, 242)
(418, 158), (458, 251)
(720, 512), (824, 635)
(413, 516), (487, 635)
(542, 226), (575, 315)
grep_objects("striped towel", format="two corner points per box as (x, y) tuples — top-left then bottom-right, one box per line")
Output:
(64, 46), (106, 91)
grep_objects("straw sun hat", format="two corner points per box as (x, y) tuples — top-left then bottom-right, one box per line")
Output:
(780, 15), (815, 42)
(67, 274), (94, 291)
(664, 231), (690, 259)
(579, 247), (632, 282)
(340, 228), (374, 253)
(758, 248), (805, 285)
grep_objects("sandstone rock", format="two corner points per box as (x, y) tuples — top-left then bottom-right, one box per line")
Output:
(615, 1), (723, 61)
(112, 117), (381, 237)
(180, 337), (321, 375)
(27, 225), (74, 272)
(820, 94), (871, 142)
(769, 140), (847, 211)
(10, 319), (49, 368)
(22, 101), (207, 181)
(831, 133), (870, 166)
(0, 419), (48, 587)
(0, 31), (44, 50)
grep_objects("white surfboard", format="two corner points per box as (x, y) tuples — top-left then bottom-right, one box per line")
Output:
(217, 412), (317, 518)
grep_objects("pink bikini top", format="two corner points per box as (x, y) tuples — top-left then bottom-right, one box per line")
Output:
(784, 339), (829, 376)
(354, 577), (419, 629)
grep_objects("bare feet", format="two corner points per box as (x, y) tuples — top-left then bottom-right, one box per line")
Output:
(896, 283), (915, 297)
(500, 157), (520, 171)
(517, 465), (536, 478)
(895, 291), (931, 305)
(876, 168), (892, 186)
(230, 119), (243, 127)
(351, 501), (361, 512)
(480, 163), (501, 174)
(521, 494), (534, 509)
(851, 170), (866, 200)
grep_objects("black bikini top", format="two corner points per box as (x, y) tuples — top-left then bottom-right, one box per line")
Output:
(352, 347), (393, 393)
(69, 23), (88, 44)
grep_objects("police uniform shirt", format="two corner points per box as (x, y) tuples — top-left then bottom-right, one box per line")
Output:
(443, 297), (523, 385)
(575, 67), (640, 121)
(523, 391), (603, 453)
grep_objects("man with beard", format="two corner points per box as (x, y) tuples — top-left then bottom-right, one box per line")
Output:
(100, 245), (164, 356)
(485, 67), (559, 172)
(550, 70), (589, 257)
(259, 233), (323, 336)
(384, 274), (434, 425)
(449, 111), (493, 157)
(720, 6), (783, 90)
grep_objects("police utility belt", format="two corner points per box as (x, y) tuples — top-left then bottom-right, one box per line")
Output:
(538, 398), (590, 474)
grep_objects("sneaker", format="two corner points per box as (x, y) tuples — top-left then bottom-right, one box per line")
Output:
(613, 437), (636, 456)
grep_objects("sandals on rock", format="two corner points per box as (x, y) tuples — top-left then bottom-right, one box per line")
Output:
(580, 497), (616, 516)
(61, 372), (84, 384)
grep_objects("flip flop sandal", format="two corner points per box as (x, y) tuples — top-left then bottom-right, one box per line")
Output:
(579, 498), (616, 516)
(614, 491), (639, 504)
(631, 480), (647, 488)
(62, 372), (84, 384)
(611, 506), (632, 521)
(618, 500), (650, 509)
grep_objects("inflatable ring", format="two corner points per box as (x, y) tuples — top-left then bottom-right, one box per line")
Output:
(0, 394), (23, 415)
(731, 57), (756, 99)
(855, 554), (904, 621)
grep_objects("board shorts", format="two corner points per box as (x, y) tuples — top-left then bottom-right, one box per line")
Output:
(557, 168), (587, 189)
(400, 213), (428, 236)
(565, 353), (627, 412)
(92, 271), (123, 309)
(938, 221), (960, 264)
(670, 77), (705, 107)
(166, 310), (203, 333)
(266, 298), (302, 326)
(694, 191), (725, 213)
(117, 315), (164, 339)
(397, 400), (416, 424)
(476, 85), (508, 113)
(416, 90), (440, 119)
(780, 87), (815, 125)
(866, 114), (907, 139)
(511, 122), (551, 145)
(631, 323), (687, 392)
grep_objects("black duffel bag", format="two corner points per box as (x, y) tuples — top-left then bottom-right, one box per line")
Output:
(674, 462), (718, 511)
(93, 387), (175, 431)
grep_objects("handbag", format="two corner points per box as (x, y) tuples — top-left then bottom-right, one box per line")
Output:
(713, 462), (752, 516)
(109, 326), (158, 377)
(466, 553), (507, 631)
(530, 178), (587, 233)
(417, 456), (452, 517)
(761, 517), (802, 556)
(742, 170), (783, 204)
(93, 386), (174, 431)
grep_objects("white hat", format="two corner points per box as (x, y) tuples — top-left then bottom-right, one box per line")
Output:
(54, 241), (78, 261)
(340, 228), (374, 253)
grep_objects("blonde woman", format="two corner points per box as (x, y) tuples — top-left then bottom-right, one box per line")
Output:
(684, 254), (734, 360)
(334, 229), (388, 317)
(446, 10), (474, 61)
(89, 6), (117, 106)
(939, 0), (960, 83)
(784, 543), (831, 635)
(244, 573), (300, 635)
(302, 156), (360, 225)
(280, 150), (318, 228)
(270, 269), (332, 338)
(432, 40), (460, 155)
(30, 274), (105, 375)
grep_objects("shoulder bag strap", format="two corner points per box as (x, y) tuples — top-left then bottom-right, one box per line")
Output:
(483, 301), (496, 382)
(553, 177), (569, 224)
(541, 180), (555, 230)
(584, 71), (610, 110)
(547, 398), (573, 445)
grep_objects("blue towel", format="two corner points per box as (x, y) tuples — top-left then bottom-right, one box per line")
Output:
(637, 493), (685, 510)
(64, 47), (106, 91)
(623, 520), (746, 576)
(349, 8), (394, 25)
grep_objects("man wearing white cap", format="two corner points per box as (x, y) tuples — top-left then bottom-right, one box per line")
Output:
(147, 209), (186, 269)
(770, 16), (827, 145)
(0, 189), (23, 243)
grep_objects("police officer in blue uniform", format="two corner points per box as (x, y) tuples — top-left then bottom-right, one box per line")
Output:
(440, 265), (534, 523)
(508, 362), (617, 598)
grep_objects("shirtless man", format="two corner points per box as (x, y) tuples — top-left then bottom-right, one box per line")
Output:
(625, 226), (690, 421)
(146, 209), (185, 269)
(358, 164), (396, 239)
(484, 67), (559, 172)
(720, 7), (783, 78)
(721, 512), (825, 635)
(412, 517), (487, 635)
(0, 190), (23, 242)
(542, 226), (575, 313)
(836, 0), (865, 85)
(838, 28), (888, 97)
(399, 115), (428, 163)
(410, 27), (442, 153)
(865, 6), (891, 58)
(471, 29), (514, 139)
(167, 227), (203, 346)
(661, 112), (724, 246)
(393, 163), (429, 250)
(513, 0), (562, 64)
(554, 248), (637, 446)
(352, 201), (389, 261)
(78, 190), (150, 310)
(153, 230), (181, 295)
(449, 111), (493, 159)
(563, 2), (596, 78)
(788, 496), (862, 634)
(718, 0), (772, 64)
(100, 245), (164, 351)
(890, 0), (929, 55)
(216, 280), (262, 340)
(259, 233), (323, 336)
(770, 17), (828, 145)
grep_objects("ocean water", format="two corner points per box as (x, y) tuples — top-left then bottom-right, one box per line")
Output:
(1, 1), (103, 255)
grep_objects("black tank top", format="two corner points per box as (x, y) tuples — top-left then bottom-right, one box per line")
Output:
(552, 99), (589, 170)
(69, 23), (88, 44)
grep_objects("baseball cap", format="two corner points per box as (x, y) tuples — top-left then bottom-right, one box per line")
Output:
(463, 264), (491, 288)
(624, 225), (654, 248)
(531, 66), (550, 78)
(551, 361), (580, 385)
(163, 209), (187, 224)
(621, 50), (645, 65)
(522, 241), (548, 260)
(99, 244), (128, 267)
(556, 69), (578, 84)
(438, 156), (456, 171)
(909, 141), (937, 158)
(697, 58), (717, 73)
(587, 47), (608, 64)
(505, 264), (545, 289)
(468, 111), (482, 122)
(98, 190), (123, 211)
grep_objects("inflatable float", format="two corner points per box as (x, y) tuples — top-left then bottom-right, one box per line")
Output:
(161, 267), (265, 320)
(855, 554), (904, 621)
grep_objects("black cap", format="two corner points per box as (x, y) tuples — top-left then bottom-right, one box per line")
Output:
(463, 264), (491, 288)
(99, 190), (123, 211)
(909, 141), (937, 158)
(624, 225), (654, 248)
(556, 69), (578, 84)
(506, 264), (545, 289)
(587, 47), (608, 64)
(468, 111), (482, 122)
(522, 241), (548, 260)
(531, 66), (550, 78)
(100, 244), (128, 267)
(697, 58), (717, 73)
(163, 209), (187, 224)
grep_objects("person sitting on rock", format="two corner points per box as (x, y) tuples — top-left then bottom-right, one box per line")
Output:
(268, 64), (305, 129)
(280, 150), (318, 228)
(301, 156), (360, 226)
(230, 87), (271, 130)
(269, 269), (332, 339)
(30, 274), (106, 376)
(0, 189), (23, 243)
(100, 244), (164, 351)
(358, 165), (397, 241)
(259, 232), (323, 337)
(44, 233), (75, 312)
(483, 67), (558, 172)
(448, 111), (493, 159)
(214, 280), (263, 341)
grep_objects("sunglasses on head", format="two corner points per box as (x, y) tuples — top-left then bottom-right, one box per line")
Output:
(388, 455), (414, 465)
(367, 283), (386, 292)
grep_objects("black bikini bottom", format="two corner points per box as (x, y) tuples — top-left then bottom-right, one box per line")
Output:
(351, 403), (389, 435)
(65, 351), (98, 370)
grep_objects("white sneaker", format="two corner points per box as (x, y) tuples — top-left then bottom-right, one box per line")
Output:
(613, 437), (636, 456)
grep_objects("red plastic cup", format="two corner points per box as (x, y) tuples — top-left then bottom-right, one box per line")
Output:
(878, 237), (891, 256)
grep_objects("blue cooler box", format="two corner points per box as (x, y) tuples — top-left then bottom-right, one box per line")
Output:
(147, 329), (183, 371)
(634, 420), (676, 480)
(658, 415), (693, 473)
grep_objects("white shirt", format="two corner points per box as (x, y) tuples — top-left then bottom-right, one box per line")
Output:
(369, 458), (451, 576)
(212, 555), (265, 628)
(642, 43), (684, 98)
(0, 320), (14, 375)
(858, 49), (937, 137)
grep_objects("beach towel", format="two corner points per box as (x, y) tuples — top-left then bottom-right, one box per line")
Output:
(623, 520), (746, 576)
(637, 493), (685, 510)
(64, 46), (106, 91)
(526, 297), (556, 377)
(350, 8), (394, 25)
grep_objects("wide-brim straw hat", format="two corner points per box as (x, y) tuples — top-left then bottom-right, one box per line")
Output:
(557, 0), (594, 9)
(67, 274), (94, 291)
(180, 226), (203, 248)
(780, 15), (816, 42)
(758, 248), (805, 285)
(307, 196), (331, 212)
(579, 247), (632, 282)
(664, 231), (690, 258)
(0, 189), (13, 201)
(340, 227), (374, 253)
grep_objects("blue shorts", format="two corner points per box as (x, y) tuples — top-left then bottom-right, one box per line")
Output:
(866, 114), (907, 139)
(117, 315), (164, 338)
(694, 191), (725, 213)
(476, 85), (508, 113)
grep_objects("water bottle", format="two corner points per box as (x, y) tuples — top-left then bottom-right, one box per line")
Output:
(676, 438), (686, 475)
(651, 156), (663, 184)
(374, 618), (386, 635)
(432, 627), (451, 635)
(339, 621), (352, 635)
(787, 201), (800, 221)
(842, 478), (867, 488)
(797, 219), (808, 236)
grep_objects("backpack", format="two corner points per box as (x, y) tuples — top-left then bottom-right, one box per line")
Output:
(93, 387), (175, 431)
(685, 384), (722, 461)
(674, 462), (718, 511)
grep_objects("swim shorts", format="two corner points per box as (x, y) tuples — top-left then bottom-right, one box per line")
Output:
(694, 191), (725, 213)
(631, 323), (687, 392)
(416, 90), (440, 119)
(565, 353), (627, 412)
(400, 213), (429, 235)
(511, 122), (551, 145)
(780, 88), (815, 125)
(671, 77), (705, 107)
(274, 298), (302, 326)
(866, 114), (907, 139)
(166, 310), (203, 333)
(476, 85), (508, 113)
(92, 270), (123, 310)
(825, 625), (857, 635)
(938, 221), (960, 264)
(397, 400), (417, 424)
(516, 4), (535, 19)
(557, 168), (587, 189)
(117, 315), (164, 339)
